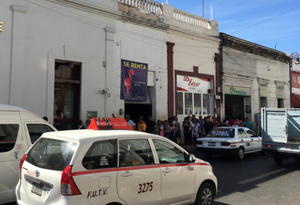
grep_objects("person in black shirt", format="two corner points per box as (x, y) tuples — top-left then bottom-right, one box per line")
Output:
(146, 116), (157, 134)
(182, 117), (192, 146)
(203, 116), (214, 136)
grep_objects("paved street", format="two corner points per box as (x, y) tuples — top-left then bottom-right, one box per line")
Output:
(191, 148), (300, 205)
(6, 148), (300, 205)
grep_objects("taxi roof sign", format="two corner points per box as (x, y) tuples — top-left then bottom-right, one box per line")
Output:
(88, 117), (133, 130)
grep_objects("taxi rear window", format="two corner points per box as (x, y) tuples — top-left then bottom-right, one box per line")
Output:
(26, 138), (77, 171)
(206, 128), (235, 138)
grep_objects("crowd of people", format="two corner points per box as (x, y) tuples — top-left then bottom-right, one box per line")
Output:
(125, 114), (253, 146)
(49, 110), (252, 147)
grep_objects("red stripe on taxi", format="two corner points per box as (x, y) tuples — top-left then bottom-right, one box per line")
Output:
(72, 163), (208, 176)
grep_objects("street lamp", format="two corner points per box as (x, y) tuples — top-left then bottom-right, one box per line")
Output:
(291, 52), (300, 65)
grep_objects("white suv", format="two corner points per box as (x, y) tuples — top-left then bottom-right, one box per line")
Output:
(16, 130), (217, 205)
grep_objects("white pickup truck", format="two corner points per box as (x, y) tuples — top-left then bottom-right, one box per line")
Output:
(261, 108), (300, 164)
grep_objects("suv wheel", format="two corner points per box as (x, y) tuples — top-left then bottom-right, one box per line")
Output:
(195, 183), (214, 205)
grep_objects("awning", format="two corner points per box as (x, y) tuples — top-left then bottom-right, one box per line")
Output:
(292, 93), (300, 108)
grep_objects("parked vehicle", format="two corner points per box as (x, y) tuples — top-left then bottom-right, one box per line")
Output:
(261, 108), (300, 164)
(197, 127), (262, 160)
(16, 130), (217, 205)
(0, 104), (56, 204)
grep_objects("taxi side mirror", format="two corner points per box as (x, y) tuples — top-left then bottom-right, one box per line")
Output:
(189, 154), (196, 163)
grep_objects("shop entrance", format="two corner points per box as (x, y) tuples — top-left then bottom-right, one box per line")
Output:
(53, 60), (81, 130)
(225, 95), (245, 120)
(125, 103), (152, 124)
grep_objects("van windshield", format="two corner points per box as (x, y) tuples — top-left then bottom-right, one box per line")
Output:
(26, 138), (77, 171)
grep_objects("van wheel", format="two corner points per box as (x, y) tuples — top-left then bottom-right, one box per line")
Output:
(204, 153), (212, 159)
(274, 157), (283, 165)
(235, 147), (244, 160)
(195, 183), (214, 205)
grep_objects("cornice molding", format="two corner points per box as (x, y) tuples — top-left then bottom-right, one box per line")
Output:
(11, 5), (28, 13)
(257, 77), (270, 86)
(220, 32), (290, 63)
(275, 80), (286, 87)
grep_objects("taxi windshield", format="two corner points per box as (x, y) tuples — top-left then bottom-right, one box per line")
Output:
(206, 128), (235, 138)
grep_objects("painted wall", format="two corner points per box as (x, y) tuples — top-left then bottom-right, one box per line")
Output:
(0, 0), (168, 124)
(223, 47), (290, 131)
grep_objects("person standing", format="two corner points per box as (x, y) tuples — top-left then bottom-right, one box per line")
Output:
(146, 116), (157, 134)
(169, 122), (176, 142)
(137, 117), (147, 132)
(234, 117), (243, 127)
(125, 115), (136, 130)
(183, 117), (192, 146)
(173, 117), (181, 144)
(191, 118), (200, 145)
(243, 117), (252, 130)
(223, 117), (229, 126)
(77, 120), (86, 129)
(163, 120), (170, 138)
(199, 116), (204, 124)
(203, 116), (214, 136)
(156, 120), (164, 136)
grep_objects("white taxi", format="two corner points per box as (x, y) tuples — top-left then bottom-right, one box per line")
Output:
(197, 127), (261, 160)
(16, 130), (217, 205)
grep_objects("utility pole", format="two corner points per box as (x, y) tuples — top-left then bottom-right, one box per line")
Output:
(202, 0), (204, 18)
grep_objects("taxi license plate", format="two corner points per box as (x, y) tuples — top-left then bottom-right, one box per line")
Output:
(208, 142), (215, 146)
(31, 183), (42, 196)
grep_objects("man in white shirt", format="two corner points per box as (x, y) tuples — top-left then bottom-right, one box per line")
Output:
(125, 115), (136, 130)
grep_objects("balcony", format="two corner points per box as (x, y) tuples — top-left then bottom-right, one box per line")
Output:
(118, 0), (218, 32)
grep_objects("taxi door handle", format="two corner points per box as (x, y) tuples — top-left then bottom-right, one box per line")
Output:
(121, 171), (132, 177)
(163, 168), (171, 174)
(251, 139), (253, 141)
(241, 139), (244, 142)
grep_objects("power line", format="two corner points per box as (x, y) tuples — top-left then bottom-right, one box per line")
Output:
(230, 4), (300, 34)
(256, 33), (300, 43)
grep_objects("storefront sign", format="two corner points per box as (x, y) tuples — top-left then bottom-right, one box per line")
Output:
(120, 59), (148, 101)
(260, 86), (267, 97)
(176, 75), (210, 93)
(224, 85), (251, 96)
(277, 88), (284, 99)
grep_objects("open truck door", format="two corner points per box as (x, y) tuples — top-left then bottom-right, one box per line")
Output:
(262, 108), (300, 164)
(262, 108), (288, 144)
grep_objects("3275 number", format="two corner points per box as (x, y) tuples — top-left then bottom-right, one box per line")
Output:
(138, 182), (153, 194)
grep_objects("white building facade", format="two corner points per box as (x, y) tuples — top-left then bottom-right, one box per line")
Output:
(0, 0), (219, 128)
(220, 33), (290, 133)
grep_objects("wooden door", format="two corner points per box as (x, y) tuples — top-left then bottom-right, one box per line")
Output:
(54, 60), (81, 130)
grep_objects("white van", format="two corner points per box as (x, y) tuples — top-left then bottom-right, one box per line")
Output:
(0, 104), (56, 204)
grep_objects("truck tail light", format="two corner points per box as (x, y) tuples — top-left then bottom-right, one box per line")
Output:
(266, 144), (273, 148)
(19, 154), (27, 179)
(221, 142), (231, 146)
(197, 141), (203, 145)
(61, 165), (81, 195)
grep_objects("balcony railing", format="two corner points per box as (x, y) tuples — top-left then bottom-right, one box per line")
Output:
(118, 0), (163, 15)
(173, 8), (211, 29)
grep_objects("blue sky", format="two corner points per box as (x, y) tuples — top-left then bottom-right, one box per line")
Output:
(166, 0), (300, 54)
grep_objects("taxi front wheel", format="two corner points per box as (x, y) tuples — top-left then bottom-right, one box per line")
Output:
(195, 183), (215, 205)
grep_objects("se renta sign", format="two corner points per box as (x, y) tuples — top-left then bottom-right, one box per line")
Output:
(120, 59), (148, 101)
(176, 75), (210, 93)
